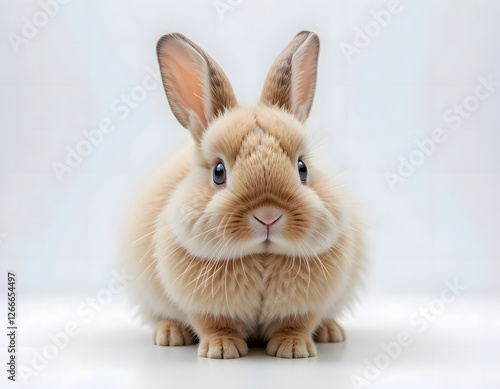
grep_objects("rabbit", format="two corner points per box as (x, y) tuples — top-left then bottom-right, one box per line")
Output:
(123, 30), (367, 359)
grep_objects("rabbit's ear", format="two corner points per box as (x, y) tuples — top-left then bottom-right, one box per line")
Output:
(157, 33), (237, 141)
(260, 31), (319, 123)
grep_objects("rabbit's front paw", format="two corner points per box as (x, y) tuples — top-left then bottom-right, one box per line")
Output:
(198, 334), (248, 359)
(314, 320), (345, 343)
(153, 320), (195, 346)
(267, 333), (317, 358)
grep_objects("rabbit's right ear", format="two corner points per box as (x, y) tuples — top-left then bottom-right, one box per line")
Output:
(157, 33), (237, 142)
(260, 31), (319, 123)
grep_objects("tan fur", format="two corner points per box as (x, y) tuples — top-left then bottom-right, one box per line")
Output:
(265, 313), (318, 358)
(153, 320), (195, 346)
(261, 31), (319, 122)
(123, 31), (367, 359)
(314, 319), (346, 343)
(157, 33), (237, 140)
(192, 314), (248, 358)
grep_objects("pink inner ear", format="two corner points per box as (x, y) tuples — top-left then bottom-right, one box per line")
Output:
(291, 35), (318, 121)
(163, 40), (207, 126)
(296, 49), (316, 110)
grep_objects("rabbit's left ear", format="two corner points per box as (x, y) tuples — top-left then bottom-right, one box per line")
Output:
(260, 31), (319, 123)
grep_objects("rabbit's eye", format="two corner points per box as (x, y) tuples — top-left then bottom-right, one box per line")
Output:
(298, 160), (308, 182)
(213, 162), (226, 185)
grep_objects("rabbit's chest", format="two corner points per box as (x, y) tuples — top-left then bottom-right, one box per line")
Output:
(257, 255), (335, 321)
(189, 254), (336, 324)
(165, 252), (336, 324)
(165, 254), (266, 322)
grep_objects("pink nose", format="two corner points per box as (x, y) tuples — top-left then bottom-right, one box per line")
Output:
(253, 207), (282, 227)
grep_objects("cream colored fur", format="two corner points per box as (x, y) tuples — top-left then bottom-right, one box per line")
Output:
(123, 31), (367, 359)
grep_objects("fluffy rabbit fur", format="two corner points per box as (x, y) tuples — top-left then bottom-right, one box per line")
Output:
(123, 31), (366, 359)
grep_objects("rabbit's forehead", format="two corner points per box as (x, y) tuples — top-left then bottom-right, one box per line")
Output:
(202, 106), (307, 165)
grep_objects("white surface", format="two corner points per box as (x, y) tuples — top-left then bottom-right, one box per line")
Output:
(14, 296), (500, 389)
(1, 0), (500, 388)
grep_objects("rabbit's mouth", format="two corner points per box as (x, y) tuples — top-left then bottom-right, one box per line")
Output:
(250, 207), (286, 247)
(253, 214), (283, 241)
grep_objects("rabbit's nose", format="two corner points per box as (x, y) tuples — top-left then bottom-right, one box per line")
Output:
(253, 207), (282, 227)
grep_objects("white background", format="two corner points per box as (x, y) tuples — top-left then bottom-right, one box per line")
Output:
(1, 0), (499, 388)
